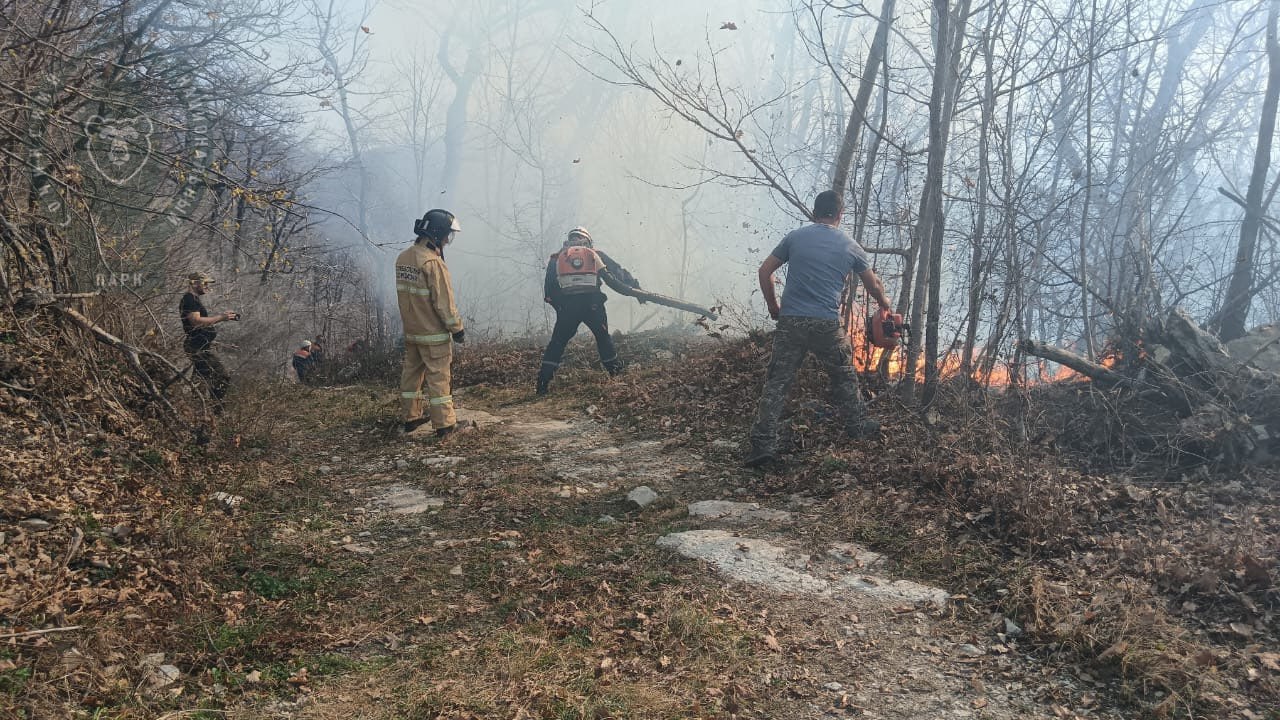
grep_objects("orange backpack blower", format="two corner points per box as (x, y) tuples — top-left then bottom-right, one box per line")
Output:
(867, 308), (909, 349)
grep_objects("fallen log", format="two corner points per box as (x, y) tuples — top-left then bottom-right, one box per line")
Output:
(1021, 307), (1280, 466)
(1015, 338), (1127, 386)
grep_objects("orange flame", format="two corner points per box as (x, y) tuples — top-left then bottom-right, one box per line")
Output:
(845, 320), (1104, 388)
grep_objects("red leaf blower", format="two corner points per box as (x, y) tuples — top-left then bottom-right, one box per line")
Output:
(867, 308), (909, 349)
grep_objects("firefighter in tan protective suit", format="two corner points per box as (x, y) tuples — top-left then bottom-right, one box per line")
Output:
(396, 209), (470, 438)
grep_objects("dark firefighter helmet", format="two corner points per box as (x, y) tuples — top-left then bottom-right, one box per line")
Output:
(414, 209), (461, 240)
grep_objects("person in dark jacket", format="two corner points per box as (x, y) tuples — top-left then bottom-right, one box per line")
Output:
(179, 272), (238, 411)
(537, 226), (639, 396)
(292, 340), (313, 382)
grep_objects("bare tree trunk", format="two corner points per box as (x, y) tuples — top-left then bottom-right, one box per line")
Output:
(830, 0), (896, 197)
(439, 30), (483, 198)
(1219, 0), (1280, 342)
(921, 0), (974, 406)
(1078, 0), (1099, 359)
(961, 11), (998, 376)
(904, 1), (953, 402)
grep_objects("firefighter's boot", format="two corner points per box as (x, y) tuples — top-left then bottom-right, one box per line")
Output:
(536, 365), (554, 396)
(403, 417), (431, 434)
(436, 419), (476, 440)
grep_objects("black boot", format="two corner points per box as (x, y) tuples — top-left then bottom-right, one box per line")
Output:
(403, 417), (431, 434)
(436, 419), (476, 439)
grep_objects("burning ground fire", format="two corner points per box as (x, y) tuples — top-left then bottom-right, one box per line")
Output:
(845, 321), (1110, 387)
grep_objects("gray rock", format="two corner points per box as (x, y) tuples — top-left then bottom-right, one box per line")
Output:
(318, 465), (333, 475)
(688, 500), (792, 524)
(598, 515), (618, 525)
(157, 665), (181, 683)
(823, 681), (844, 692)
(211, 492), (244, 510)
(108, 524), (132, 540)
(1227, 324), (1280, 372)
(370, 486), (445, 515)
(342, 543), (375, 555)
(1004, 617), (1023, 638)
(18, 518), (50, 531)
(422, 456), (465, 467)
(394, 459), (410, 470)
(627, 486), (659, 508)
(826, 542), (886, 570)
(657, 531), (828, 595)
(657, 529), (950, 605)
(957, 644), (985, 658)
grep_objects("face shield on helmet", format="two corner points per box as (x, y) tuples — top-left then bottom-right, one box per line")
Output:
(414, 209), (461, 242)
(565, 226), (592, 247)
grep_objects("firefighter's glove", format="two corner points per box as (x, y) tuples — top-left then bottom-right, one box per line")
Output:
(452, 330), (465, 344)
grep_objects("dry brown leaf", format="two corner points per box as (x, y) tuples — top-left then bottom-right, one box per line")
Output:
(1230, 622), (1255, 639)
(1097, 640), (1129, 661)
(595, 656), (615, 677)
(1255, 652), (1280, 671)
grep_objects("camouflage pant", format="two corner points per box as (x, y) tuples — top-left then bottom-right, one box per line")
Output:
(748, 315), (866, 454)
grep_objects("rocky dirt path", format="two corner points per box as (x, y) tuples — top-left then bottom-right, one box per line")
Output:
(219, 389), (1123, 719)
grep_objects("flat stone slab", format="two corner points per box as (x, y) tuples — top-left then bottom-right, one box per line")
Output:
(827, 542), (887, 570)
(657, 530), (828, 595)
(370, 485), (445, 515)
(657, 529), (948, 606)
(456, 408), (505, 426)
(421, 456), (465, 467)
(687, 500), (793, 524)
(509, 420), (575, 442)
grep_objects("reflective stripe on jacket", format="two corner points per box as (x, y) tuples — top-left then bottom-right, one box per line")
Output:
(395, 241), (463, 345)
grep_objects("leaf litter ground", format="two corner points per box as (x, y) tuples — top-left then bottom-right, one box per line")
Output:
(3, 329), (1279, 719)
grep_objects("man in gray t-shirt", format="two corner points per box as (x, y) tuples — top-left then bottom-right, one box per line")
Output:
(745, 190), (893, 468)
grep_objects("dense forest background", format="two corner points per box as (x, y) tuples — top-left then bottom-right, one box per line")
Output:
(2, 0), (1278, 385)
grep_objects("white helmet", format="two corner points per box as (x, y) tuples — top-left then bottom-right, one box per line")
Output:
(565, 226), (592, 247)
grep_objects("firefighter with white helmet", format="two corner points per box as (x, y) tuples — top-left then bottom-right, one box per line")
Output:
(537, 226), (640, 396)
(395, 209), (470, 437)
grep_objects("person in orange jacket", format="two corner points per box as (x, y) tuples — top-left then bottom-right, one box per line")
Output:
(537, 226), (640, 396)
(395, 209), (470, 438)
